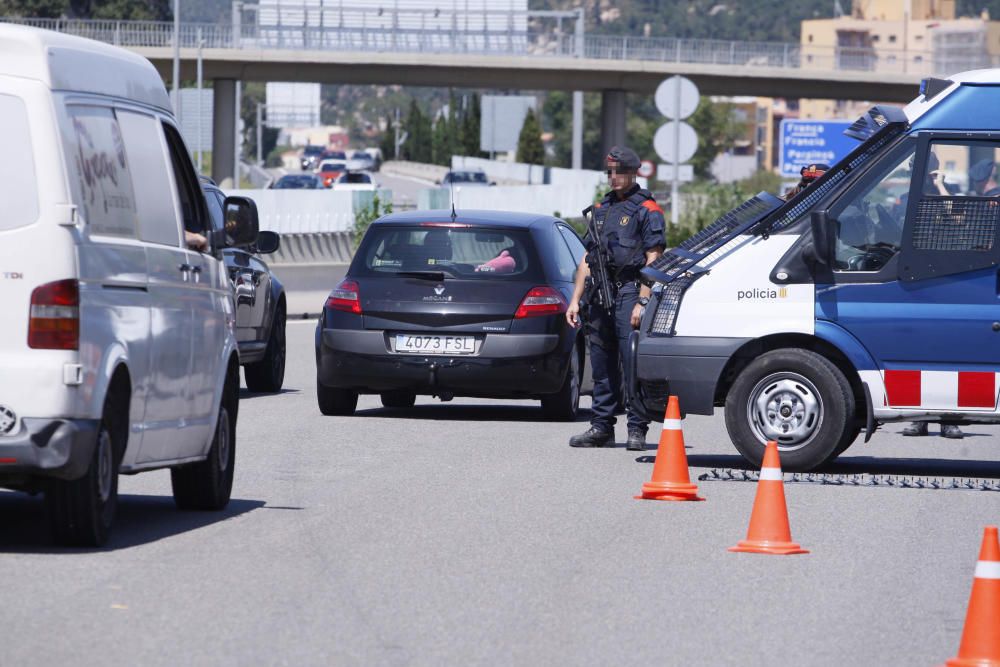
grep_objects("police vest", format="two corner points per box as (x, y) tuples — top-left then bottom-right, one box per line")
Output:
(591, 188), (659, 272)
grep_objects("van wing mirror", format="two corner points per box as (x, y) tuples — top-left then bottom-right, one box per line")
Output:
(810, 210), (835, 266)
(223, 196), (260, 248)
(255, 230), (280, 254)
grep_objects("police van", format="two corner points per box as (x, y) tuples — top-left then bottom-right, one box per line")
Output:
(0, 26), (259, 545)
(631, 74), (1000, 471)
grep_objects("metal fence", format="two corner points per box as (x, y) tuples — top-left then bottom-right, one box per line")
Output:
(2, 14), (997, 76)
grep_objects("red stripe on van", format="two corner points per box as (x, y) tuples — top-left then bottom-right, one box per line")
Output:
(885, 370), (921, 407)
(958, 372), (996, 408)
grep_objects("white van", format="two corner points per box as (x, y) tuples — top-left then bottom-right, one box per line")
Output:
(0, 26), (259, 546)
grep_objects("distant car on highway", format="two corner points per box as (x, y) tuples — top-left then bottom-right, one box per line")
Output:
(439, 168), (495, 186)
(331, 171), (377, 191)
(315, 210), (592, 418)
(300, 144), (325, 171)
(272, 173), (322, 189)
(316, 160), (346, 188)
(349, 151), (376, 171)
(202, 178), (288, 393)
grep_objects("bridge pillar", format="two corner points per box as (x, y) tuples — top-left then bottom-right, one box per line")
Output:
(600, 89), (627, 159)
(212, 78), (237, 186)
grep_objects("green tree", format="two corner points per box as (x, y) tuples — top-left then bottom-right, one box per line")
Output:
(431, 112), (451, 167)
(541, 92), (615, 169)
(379, 113), (396, 161)
(688, 97), (749, 180)
(91, 0), (170, 20)
(460, 93), (485, 158)
(516, 108), (545, 165)
(0, 0), (67, 17)
(402, 99), (432, 163)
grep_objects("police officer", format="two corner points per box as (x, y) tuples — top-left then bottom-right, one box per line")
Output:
(782, 163), (829, 200)
(566, 146), (666, 451)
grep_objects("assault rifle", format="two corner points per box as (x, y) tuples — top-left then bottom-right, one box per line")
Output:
(582, 204), (614, 314)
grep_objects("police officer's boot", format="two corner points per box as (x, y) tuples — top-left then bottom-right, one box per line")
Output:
(902, 422), (928, 437)
(626, 429), (647, 451)
(569, 426), (614, 448)
(941, 424), (965, 439)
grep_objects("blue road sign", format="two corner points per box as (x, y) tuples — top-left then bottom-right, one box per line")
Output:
(779, 119), (856, 179)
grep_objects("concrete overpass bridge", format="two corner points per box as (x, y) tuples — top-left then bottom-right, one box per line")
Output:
(2, 12), (975, 182)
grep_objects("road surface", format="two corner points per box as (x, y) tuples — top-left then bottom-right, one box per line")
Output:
(1, 322), (998, 665)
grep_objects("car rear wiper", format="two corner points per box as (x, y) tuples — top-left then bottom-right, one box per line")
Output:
(396, 271), (447, 281)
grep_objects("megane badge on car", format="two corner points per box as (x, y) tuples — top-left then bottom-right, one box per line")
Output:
(434, 284), (445, 296)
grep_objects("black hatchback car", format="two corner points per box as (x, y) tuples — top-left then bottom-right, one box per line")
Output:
(201, 178), (287, 392)
(315, 210), (592, 418)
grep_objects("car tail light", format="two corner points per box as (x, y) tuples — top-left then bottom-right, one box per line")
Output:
(327, 279), (362, 314)
(28, 279), (79, 349)
(515, 286), (566, 319)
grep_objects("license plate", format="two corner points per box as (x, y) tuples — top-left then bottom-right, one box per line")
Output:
(394, 334), (476, 355)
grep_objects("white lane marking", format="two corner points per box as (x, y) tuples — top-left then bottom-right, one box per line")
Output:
(288, 319), (321, 324)
(759, 467), (783, 481)
(975, 561), (1000, 579)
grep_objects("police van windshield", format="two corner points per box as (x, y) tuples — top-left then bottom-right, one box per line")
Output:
(357, 225), (543, 280)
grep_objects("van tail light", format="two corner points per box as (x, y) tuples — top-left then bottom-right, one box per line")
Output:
(28, 279), (79, 350)
(327, 279), (362, 314)
(515, 286), (567, 319)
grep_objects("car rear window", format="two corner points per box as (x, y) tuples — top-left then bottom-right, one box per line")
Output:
(356, 225), (543, 280)
(0, 94), (39, 231)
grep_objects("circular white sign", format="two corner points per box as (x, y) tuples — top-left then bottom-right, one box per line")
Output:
(654, 121), (698, 164)
(637, 160), (655, 179)
(655, 76), (700, 120)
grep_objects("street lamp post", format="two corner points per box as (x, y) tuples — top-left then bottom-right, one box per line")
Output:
(256, 102), (265, 166)
(172, 0), (180, 119)
(196, 27), (204, 173)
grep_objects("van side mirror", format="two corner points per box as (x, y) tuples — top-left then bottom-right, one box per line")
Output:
(810, 210), (835, 266)
(223, 196), (259, 248)
(255, 230), (280, 254)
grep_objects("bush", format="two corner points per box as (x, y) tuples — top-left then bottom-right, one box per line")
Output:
(353, 193), (393, 246)
(668, 171), (783, 247)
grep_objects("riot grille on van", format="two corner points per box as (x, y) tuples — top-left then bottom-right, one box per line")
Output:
(650, 274), (697, 336)
(912, 198), (997, 252)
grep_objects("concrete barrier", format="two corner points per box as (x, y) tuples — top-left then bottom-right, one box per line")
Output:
(267, 231), (355, 266)
(451, 156), (647, 191)
(419, 183), (595, 219)
(228, 189), (354, 233)
(380, 160), (449, 184)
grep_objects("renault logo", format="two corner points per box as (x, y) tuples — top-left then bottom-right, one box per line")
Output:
(434, 284), (446, 296)
(0, 405), (16, 435)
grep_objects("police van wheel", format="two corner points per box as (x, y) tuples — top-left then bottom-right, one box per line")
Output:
(725, 349), (855, 472)
(541, 343), (581, 421)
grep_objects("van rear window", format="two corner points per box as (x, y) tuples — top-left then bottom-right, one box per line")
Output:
(0, 94), (39, 231)
(356, 225), (542, 280)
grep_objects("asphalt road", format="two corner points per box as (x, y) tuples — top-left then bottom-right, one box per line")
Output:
(2, 321), (999, 665)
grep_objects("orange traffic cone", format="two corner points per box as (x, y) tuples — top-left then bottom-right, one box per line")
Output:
(729, 441), (809, 555)
(634, 395), (704, 501)
(946, 526), (1000, 666)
